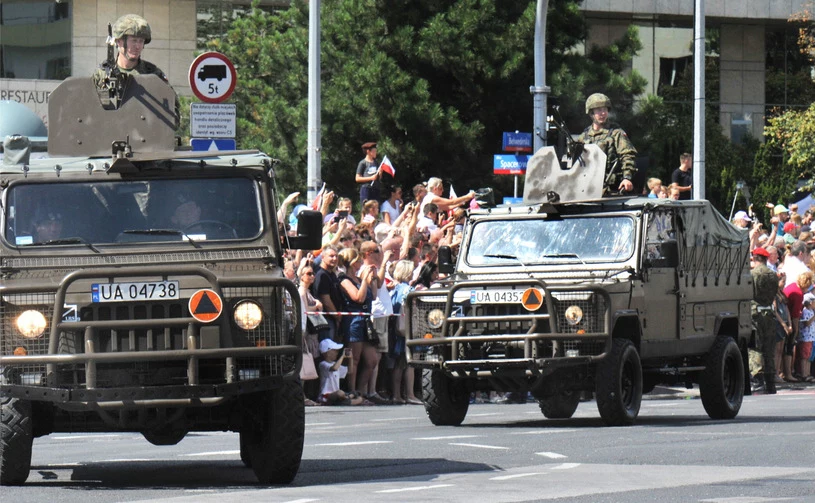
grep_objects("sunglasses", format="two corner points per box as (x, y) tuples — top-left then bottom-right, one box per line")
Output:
(303, 271), (314, 276)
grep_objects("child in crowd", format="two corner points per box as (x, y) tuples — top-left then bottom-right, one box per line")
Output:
(318, 339), (364, 405)
(797, 293), (815, 382)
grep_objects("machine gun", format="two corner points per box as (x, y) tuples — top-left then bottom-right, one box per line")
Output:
(97, 23), (129, 110)
(549, 106), (585, 167)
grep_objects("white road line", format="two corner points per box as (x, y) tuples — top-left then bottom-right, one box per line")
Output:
(307, 422), (335, 426)
(490, 472), (546, 481)
(44, 462), (82, 467)
(314, 440), (393, 447)
(551, 462), (581, 469)
(412, 435), (479, 440)
(536, 451), (567, 459)
(511, 429), (577, 435)
(96, 459), (153, 463)
(180, 450), (239, 457)
(467, 412), (502, 417)
(50, 434), (124, 440)
(699, 498), (797, 502)
(370, 417), (416, 422)
(376, 484), (454, 494)
(449, 442), (510, 450)
(281, 499), (321, 503)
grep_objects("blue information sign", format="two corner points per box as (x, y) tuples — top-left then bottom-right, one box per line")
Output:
(191, 138), (237, 151)
(502, 132), (532, 153)
(494, 154), (530, 175)
(502, 197), (524, 205)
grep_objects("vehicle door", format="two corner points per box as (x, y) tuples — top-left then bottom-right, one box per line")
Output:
(641, 208), (679, 342)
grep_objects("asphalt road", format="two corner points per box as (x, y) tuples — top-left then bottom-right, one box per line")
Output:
(5, 387), (815, 503)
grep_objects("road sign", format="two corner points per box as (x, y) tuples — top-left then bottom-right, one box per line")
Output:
(188, 289), (223, 323)
(190, 103), (236, 138)
(493, 154), (530, 175)
(188, 52), (237, 103)
(502, 132), (532, 153)
(190, 138), (237, 151)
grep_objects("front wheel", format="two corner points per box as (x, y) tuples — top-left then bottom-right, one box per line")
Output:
(700, 336), (744, 420)
(0, 395), (33, 486)
(422, 369), (470, 426)
(538, 390), (580, 419)
(595, 339), (642, 426)
(242, 381), (304, 484)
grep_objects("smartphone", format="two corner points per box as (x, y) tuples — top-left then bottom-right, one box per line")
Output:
(337, 210), (349, 219)
(343, 348), (352, 357)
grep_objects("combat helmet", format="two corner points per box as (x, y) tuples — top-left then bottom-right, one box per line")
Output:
(585, 93), (612, 114)
(112, 14), (151, 44)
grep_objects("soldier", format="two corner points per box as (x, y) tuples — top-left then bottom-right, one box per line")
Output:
(751, 247), (779, 394)
(577, 93), (638, 195)
(92, 14), (168, 87)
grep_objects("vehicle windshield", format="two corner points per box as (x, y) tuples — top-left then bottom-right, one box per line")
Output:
(4, 177), (262, 246)
(466, 216), (635, 266)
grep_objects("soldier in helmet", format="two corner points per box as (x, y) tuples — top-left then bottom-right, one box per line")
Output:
(577, 93), (638, 195)
(92, 14), (168, 88)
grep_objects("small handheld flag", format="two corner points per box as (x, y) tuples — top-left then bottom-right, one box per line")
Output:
(379, 156), (395, 177)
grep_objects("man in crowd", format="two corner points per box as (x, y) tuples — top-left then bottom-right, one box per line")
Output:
(750, 247), (779, 394)
(671, 153), (693, 200)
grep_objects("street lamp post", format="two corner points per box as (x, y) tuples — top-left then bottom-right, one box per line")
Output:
(530, 0), (550, 154)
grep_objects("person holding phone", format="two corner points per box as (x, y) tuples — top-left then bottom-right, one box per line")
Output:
(317, 339), (364, 405)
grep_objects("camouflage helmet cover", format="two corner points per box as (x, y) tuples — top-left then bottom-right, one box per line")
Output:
(112, 14), (151, 44)
(585, 93), (612, 114)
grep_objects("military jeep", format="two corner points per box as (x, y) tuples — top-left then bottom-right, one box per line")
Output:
(405, 145), (752, 427)
(0, 75), (321, 485)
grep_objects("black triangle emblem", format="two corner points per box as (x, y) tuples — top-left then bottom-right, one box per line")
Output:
(526, 289), (541, 305)
(194, 292), (219, 314)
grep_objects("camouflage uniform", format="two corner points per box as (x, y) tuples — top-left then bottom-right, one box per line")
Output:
(91, 59), (168, 89)
(751, 262), (779, 388)
(577, 124), (637, 193)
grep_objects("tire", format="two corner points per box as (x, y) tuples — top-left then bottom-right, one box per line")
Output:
(244, 381), (304, 484)
(1, 395), (33, 486)
(422, 369), (469, 426)
(700, 336), (744, 420)
(142, 428), (187, 446)
(538, 390), (580, 419)
(595, 339), (642, 426)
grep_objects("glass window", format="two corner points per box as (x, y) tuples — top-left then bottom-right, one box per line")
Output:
(4, 177), (263, 246)
(0, 1), (72, 79)
(465, 216), (636, 266)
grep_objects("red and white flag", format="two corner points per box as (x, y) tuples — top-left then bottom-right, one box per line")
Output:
(309, 182), (326, 211)
(449, 184), (457, 199)
(379, 156), (395, 177)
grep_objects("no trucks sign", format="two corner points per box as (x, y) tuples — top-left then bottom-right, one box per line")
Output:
(188, 52), (237, 103)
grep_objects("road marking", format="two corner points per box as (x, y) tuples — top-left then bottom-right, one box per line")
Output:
(96, 459), (153, 463)
(511, 429), (577, 435)
(314, 440), (393, 447)
(449, 442), (509, 450)
(490, 472), (546, 481)
(551, 462), (581, 469)
(180, 450), (239, 457)
(536, 452), (567, 459)
(281, 499), (320, 503)
(376, 484), (454, 493)
(370, 417), (416, 422)
(307, 422), (335, 426)
(413, 435), (479, 440)
(50, 434), (123, 440)
(699, 498), (797, 502)
(468, 412), (502, 417)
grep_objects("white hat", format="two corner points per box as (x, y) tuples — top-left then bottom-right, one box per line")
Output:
(319, 338), (343, 354)
(733, 210), (751, 222)
(804, 293), (815, 305)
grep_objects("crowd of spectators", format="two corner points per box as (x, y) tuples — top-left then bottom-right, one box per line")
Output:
(281, 179), (475, 406)
(743, 202), (815, 392)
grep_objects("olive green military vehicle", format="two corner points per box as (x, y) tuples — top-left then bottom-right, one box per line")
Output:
(405, 144), (752, 427)
(0, 75), (321, 485)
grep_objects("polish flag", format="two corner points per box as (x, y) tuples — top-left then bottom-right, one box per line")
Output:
(379, 156), (395, 177)
(309, 182), (326, 211)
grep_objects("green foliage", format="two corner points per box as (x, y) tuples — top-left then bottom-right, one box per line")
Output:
(211, 0), (650, 202)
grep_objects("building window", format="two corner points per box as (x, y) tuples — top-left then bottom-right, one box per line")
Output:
(0, 1), (72, 80)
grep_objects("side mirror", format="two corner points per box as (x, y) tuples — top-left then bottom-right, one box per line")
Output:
(437, 246), (455, 274)
(284, 210), (322, 251)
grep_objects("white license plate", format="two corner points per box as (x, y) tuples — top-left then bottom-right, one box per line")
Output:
(92, 281), (180, 303)
(471, 289), (528, 304)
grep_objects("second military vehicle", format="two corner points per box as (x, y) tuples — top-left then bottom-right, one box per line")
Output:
(405, 144), (752, 427)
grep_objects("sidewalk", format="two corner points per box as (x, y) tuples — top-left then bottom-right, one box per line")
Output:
(645, 379), (815, 400)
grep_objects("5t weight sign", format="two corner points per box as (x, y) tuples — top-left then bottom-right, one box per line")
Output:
(189, 52), (236, 103)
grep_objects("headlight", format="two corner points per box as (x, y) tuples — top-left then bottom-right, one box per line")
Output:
(16, 310), (47, 338)
(427, 309), (445, 330)
(564, 305), (583, 326)
(233, 300), (263, 330)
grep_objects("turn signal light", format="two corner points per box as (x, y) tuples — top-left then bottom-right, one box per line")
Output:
(14, 346), (27, 356)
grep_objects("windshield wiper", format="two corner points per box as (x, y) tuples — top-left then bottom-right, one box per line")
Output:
(29, 237), (101, 254)
(121, 229), (201, 248)
(541, 253), (586, 265)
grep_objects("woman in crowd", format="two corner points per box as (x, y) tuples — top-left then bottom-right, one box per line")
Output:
(298, 264), (322, 405)
(380, 185), (402, 225)
(337, 247), (376, 396)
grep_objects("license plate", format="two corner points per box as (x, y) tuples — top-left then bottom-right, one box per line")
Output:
(92, 281), (180, 303)
(471, 289), (526, 304)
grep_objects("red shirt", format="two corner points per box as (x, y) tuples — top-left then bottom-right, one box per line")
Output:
(784, 282), (803, 319)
